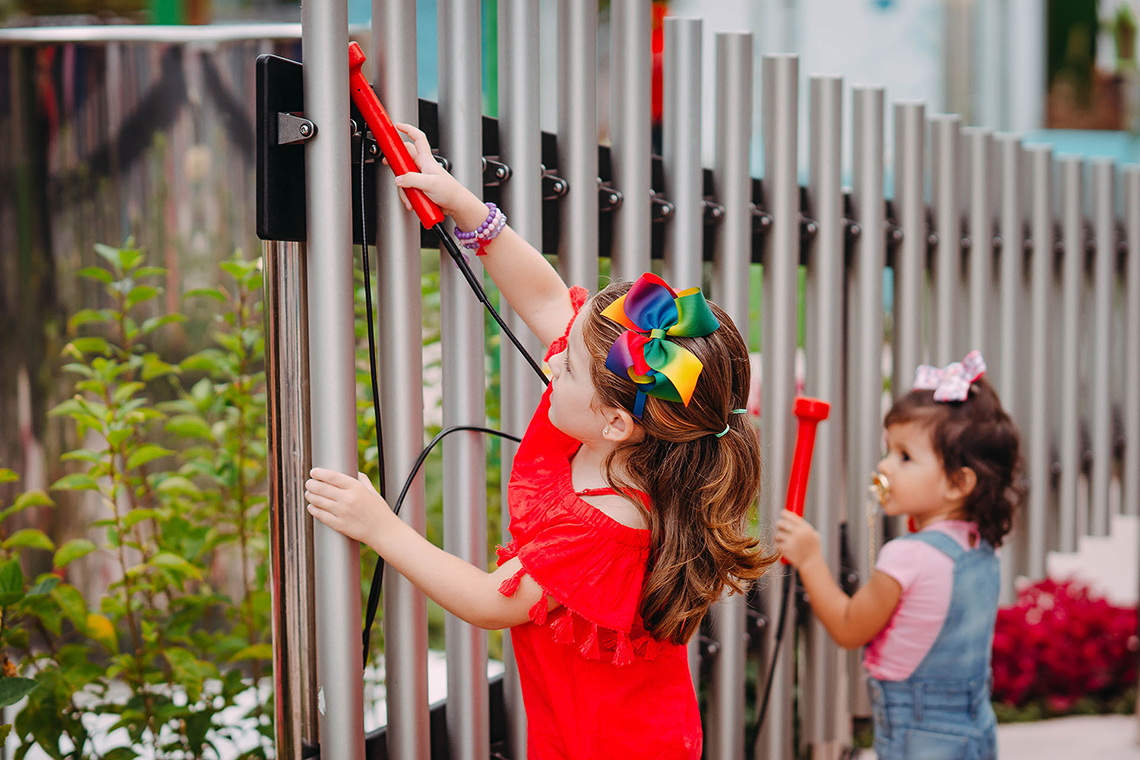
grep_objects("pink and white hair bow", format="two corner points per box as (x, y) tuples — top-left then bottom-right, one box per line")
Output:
(912, 350), (987, 402)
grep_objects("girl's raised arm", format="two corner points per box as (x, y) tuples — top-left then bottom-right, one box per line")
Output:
(391, 123), (577, 348)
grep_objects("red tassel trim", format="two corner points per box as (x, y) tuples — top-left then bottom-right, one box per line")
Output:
(529, 592), (549, 625)
(550, 611), (576, 644)
(495, 542), (518, 562)
(635, 634), (663, 661)
(498, 568), (525, 598)
(579, 622), (601, 660)
(612, 631), (634, 666)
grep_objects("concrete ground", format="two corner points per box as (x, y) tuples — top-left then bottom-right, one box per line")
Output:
(858, 715), (1140, 759)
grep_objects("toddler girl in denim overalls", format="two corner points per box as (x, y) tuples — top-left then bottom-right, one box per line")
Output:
(778, 351), (1022, 759)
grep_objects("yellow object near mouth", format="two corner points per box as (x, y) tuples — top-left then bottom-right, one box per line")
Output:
(870, 472), (890, 506)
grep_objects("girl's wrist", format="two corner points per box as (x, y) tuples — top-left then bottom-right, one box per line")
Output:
(452, 196), (493, 232)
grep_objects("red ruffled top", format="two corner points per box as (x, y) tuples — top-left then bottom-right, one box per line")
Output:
(496, 287), (701, 759)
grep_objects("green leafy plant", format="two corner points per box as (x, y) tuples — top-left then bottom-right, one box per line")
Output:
(4, 244), (272, 759)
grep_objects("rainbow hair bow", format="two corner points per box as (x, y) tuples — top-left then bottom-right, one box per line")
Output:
(601, 273), (721, 418)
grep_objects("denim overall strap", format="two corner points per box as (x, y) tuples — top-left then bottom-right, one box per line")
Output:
(905, 528), (966, 562)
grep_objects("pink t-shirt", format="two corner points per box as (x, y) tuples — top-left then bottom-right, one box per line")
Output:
(862, 521), (982, 681)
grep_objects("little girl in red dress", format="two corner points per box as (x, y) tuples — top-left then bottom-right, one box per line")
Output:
(305, 124), (776, 759)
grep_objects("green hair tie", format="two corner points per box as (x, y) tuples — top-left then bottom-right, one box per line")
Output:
(714, 409), (749, 438)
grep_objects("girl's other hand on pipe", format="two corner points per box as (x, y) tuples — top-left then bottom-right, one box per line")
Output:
(391, 123), (489, 229)
(306, 468), (393, 547)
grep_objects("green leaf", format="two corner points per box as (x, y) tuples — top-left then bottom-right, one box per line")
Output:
(67, 308), (111, 330)
(51, 473), (100, 492)
(111, 381), (146, 404)
(60, 448), (102, 464)
(185, 287), (226, 302)
(0, 724), (9, 745)
(142, 356), (178, 381)
(77, 266), (113, 284)
(0, 490), (54, 522)
(94, 243), (124, 270)
(2, 529), (55, 552)
(165, 415), (213, 440)
(140, 314), (185, 335)
(0, 559), (24, 605)
(70, 337), (111, 355)
(134, 266), (166, 278)
(50, 584), (88, 631)
(26, 575), (60, 596)
(118, 247), (143, 272)
(125, 444), (173, 471)
(149, 552), (202, 580)
(0, 677), (39, 709)
(229, 643), (273, 662)
(0, 469), (16, 484)
(154, 476), (201, 498)
(125, 285), (159, 308)
(53, 539), (96, 568)
(122, 509), (160, 531)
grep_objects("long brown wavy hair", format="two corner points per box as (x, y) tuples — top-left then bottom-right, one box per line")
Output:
(579, 281), (778, 645)
(884, 377), (1023, 547)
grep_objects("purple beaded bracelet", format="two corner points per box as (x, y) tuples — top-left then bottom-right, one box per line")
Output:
(455, 203), (507, 253)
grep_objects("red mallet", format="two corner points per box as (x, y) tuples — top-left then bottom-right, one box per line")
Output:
(782, 396), (831, 562)
(348, 42), (444, 229)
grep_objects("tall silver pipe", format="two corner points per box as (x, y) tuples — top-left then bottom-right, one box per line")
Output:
(663, 17), (704, 290)
(1058, 156), (1084, 554)
(707, 31), (752, 760)
(558, 0), (599, 289)
(439, 1), (490, 757)
(845, 86), (886, 723)
(756, 53), (799, 760)
(805, 74), (847, 756)
(610, 0), (653, 280)
(1090, 159), (1116, 537)
(265, 240), (319, 760)
(1124, 166), (1140, 519)
(662, 15), (705, 683)
(498, 0), (546, 754)
(375, 0), (432, 756)
(301, 0), (366, 753)
(964, 128), (994, 357)
(930, 115), (962, 365)
(995, 134), (1024, 602)
(892, 102), (926, 396)
(1026, 146), (1052, 577)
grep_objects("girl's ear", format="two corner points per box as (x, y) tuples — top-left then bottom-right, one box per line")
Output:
(602, 406), (642, 443)
(946, 466), (978, 503)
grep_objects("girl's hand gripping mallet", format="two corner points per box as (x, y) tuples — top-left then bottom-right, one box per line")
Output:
(347, 41), (444, 229)
(782, 397), (831, 563)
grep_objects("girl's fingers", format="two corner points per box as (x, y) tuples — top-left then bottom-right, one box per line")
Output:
(310, 467), (354, 488)
(305, 490), (338, 511)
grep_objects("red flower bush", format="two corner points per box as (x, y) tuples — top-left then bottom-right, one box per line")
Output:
(992, 578), (1138, 711)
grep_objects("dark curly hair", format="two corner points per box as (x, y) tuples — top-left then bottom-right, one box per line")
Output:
(883, 377), (1023, 547)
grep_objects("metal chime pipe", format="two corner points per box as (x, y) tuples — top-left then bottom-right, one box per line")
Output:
(558, 0), (599, 288)
(707, 30), (752, 760)
(438, 1), (490, 756)
(301, 0), (366, 753)
(375, 0), (432, 756)
(805, 74), (846, 757)
(756, 52), (800, 760)
(498, 0), (546, 755)
(930, 115), (962, 365)
(1090, 159), (1116, 537)
(1058, 156), (1084, 554)
(892, 102), (926, 397)
(610, 0), (653, 281)
(1026, 145), (1052, 577)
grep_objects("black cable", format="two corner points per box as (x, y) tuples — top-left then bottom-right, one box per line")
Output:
(431, 222), (550, 386)
(359, 132), (386, 501)
(756, 570), (794, 729)
(361, 424), (522, 663)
